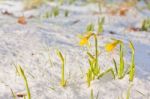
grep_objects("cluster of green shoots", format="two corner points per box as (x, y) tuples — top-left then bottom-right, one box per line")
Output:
(86, 17), (105, 35)
(141, 18), (150, 31)
(51, 6), (60, 17)
(84, 33), (100, 87)
(79, 31), (135, 87)
(24, 0), (70, 18)
(44, 6), (69, 18)
(109, 40), (135, 81)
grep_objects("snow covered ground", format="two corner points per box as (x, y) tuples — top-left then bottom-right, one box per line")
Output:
(0, 0), (150, 99)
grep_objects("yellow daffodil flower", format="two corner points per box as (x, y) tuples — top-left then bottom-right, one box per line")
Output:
(79, 37), (89, 46)
(79, 32), (93, 46)
(105, 40), (120, 52)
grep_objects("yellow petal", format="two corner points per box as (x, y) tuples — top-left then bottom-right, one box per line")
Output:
(105, 40), (120, 52)
(79, 37), (88, 46)
(79, 32), (94, 46)
(105, 44), (115, 52)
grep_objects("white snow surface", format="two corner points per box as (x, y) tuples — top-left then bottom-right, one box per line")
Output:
(0, 0), (150, 99)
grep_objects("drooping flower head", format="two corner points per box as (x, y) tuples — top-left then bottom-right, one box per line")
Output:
(79, 32), (94, 46)
(105, 40), (121, 52)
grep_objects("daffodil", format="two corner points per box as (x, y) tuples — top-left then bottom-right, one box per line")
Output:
(105, 40), (120, 52)
(79, 37), (89, 46)
(79, 32), (93, 46)
(79, 32), (101, 87)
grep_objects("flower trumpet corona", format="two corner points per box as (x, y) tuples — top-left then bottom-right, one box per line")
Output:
(79, 37), (89, 46)
(105, 40), (121, 52)
(79, 32), (93, 46)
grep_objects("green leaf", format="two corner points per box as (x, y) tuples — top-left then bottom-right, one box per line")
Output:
(17, 65), (31, 99)
(97, 17), (105, 34)
(86, 69), (92, 87)
(87, 52), (95, 60)
(141, 18), (150, 31)
(56, 50), (64, 62)
(56, 50), (67, 87)
(64, 10), (69, 17)
(86, 23), (94, 32)
(126, 84), (133, 99)
(52, 6), (59, 17)
(97, 68), (115, 79)
(113, 58), (118, 75)
(129, 41), (135, 82)
(118, 43), (124, 79)
(90, 89), (94, 99)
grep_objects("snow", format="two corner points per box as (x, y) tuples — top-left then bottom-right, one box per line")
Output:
(0, 0), (150, 99)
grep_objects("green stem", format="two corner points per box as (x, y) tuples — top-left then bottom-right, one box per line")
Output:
(26, 82), (30, 99)
(129, 41), (135, 81)
(118, 43), (124, 79)
(18, 66), (31, 99)
(62, 62), (65, 84)
(113, 58), (118, 75)
(57, 50), (66, 87)
(94, 34), (98, 68)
